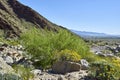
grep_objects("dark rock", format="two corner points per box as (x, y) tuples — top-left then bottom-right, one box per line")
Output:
(2, 43), (8, 47)
(0, 47), (4, 51)
(52, 61), (81, 74)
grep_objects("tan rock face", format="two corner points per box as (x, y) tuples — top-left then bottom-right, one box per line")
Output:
(52, 61), (81, 74)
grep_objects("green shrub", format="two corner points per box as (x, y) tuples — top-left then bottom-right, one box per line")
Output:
(90, 61), (118, 80)
(82, 52), (103, 62)
(19, 28), (90, 69)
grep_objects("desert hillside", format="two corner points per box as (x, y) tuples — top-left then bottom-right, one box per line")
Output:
(0, 0), (61, 38)
(0, 0), (120, 80)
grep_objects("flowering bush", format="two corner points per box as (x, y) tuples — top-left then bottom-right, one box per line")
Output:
(54, 49), (81, 62)
(90, 61), (117, 80)
(112, 58), (120, 68)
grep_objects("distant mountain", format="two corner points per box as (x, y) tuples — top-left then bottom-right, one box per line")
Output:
(71, 30), (120, 38)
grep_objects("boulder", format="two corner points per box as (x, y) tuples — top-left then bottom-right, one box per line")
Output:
(52, 61), (81, 74)
(80, 59), (89, 70)
(0, 57), (14, 73)
(4, 56), (14, 64)
(0, 57), (21, 80)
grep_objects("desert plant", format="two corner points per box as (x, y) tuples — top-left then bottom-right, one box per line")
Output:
(90, 61), (118, 80)
(13, 65), (34, 80)
(19, 28), (90, 69)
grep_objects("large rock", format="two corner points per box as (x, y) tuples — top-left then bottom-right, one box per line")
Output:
(0, 56), (23, 80)
(80, 59), (89, 70)
(52, 61), (81, 74)
(0, 57), (14, 73)
(4, 56), (14, 64)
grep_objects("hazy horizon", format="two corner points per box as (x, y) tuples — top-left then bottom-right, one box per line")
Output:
(19, 0), (120, 35)
(71, 29), (120, 36)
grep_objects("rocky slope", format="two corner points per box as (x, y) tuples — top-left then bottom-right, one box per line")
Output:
(0, 42), (89, 80)
(0, 0), (61, 38)
(90, 40), (120, 57)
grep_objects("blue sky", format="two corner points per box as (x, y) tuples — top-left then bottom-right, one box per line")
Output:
(19, 0), (120, 35)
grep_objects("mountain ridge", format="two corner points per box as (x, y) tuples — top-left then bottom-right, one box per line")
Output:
(0, 0), (62, 38)
(71, 29), (120, 38)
